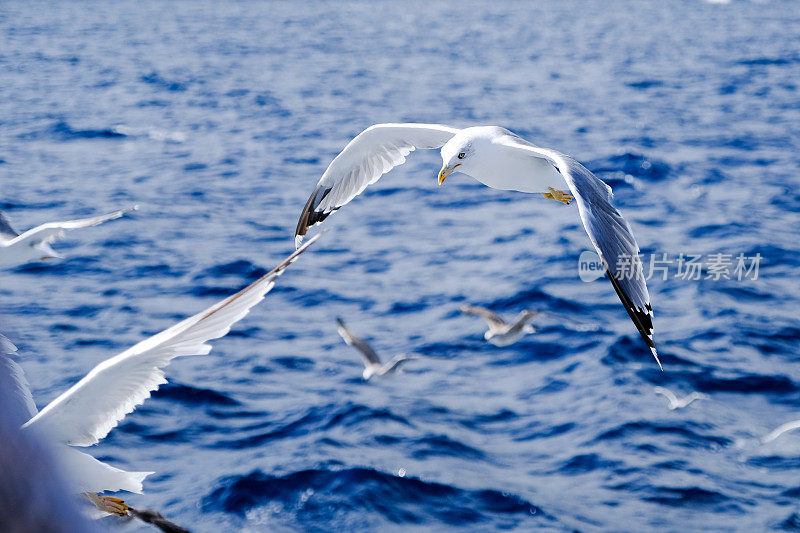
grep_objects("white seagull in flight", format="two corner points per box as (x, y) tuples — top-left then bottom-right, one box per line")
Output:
(336, 318), (416, 379)
(295, 124), (659, 367)
(0, 207), (137, 266)
(9, 235), (319, 517)
(460, 305), (541, 346)
(653, 386), (708, 410)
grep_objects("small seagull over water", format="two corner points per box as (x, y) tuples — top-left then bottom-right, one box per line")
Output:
(461, 305), (540, 346)
(336, 318), (416, 380)
(295, 124), (659, 368)
(7, 236), (319, 517)
(0, 207), (137, 266)
(654, 386), (708, 410)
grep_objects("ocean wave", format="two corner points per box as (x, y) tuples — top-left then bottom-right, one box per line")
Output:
(151, 383), (241, 407)
(202, 467), (548, 528)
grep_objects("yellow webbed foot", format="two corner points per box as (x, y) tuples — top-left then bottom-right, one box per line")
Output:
(85, 493), (130, 517)
(547, 187), (574, 205)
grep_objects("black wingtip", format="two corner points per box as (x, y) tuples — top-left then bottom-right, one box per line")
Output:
(295, 186), (334, 247)
(604, 268), (659, 366)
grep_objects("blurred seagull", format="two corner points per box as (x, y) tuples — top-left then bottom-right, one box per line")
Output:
(336, 318), (415, 380)
(460, 305), (541, 346)
(10, 235), (319, 517)
(761, 419), (800, 444)
(295, 124), (659, 368)
(0, 207), (137, 266)
(654, 386), (708, 410)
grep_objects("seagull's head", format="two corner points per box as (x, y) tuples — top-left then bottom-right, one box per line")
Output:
(438, 138), (475, 185)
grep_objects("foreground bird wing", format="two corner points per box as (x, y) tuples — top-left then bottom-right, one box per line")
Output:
(23, 234), (321, 446)
(295, 123), (458, 247)
(461, 305), (508, 329)
(502, 136), (659, 368)
(6, 206), (137, 249)
(0, 342), (38, 421)
(336, 318), (381, 366)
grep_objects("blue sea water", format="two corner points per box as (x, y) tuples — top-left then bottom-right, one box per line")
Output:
(1, 0), (800, 530)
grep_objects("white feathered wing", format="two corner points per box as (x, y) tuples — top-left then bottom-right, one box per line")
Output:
(22, 234), (320, 493)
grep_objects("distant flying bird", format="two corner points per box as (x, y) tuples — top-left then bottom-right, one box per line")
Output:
(460, 305), (541, 346)
(335, 318), (416, 379)
(654, 386), (708, 410)
(294, 124), (659, 368)
(761, 419), (800, 444)
(0, 207), (137, 266)
(9, 235), (319, 517)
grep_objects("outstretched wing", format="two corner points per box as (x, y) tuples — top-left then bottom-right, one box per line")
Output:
(381, 354), (416, 375)
(508, 310), (541, 333)
(23, 235), (321, 446)
(336, 318), (381, 366)
(7, 206), (138, 248)
(460, 305), (508, 329)
(653, 386), (679, 405)
(0, 212), (20, 240)
(503, 136), (659, 367)
(295, 123), (458, 247)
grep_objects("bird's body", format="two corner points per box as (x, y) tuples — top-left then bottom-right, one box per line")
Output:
(461, 306), (540, 346)
(441, 127), (567, 193)
(8, 236), (319, 514)
(335, 318), (414, 379)
(296, 124), (659, 367)
(654, 386), (708, 410)
(0, 207), (137, 266)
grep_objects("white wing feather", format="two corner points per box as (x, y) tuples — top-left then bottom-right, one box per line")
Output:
(23, 234), (320, 446)
(295, 123), (458, 247)
(0, 336), (38, 420)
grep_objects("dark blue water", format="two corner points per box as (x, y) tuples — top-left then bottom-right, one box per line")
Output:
(2, 1), (800, 530)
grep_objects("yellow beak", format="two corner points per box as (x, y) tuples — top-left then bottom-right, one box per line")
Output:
(437, 163), (460, 185)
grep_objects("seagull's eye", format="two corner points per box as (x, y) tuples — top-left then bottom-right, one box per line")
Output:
(457, 152), (466, 159)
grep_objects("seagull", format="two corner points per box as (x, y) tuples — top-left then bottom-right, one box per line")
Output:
(8, 235), (319, 517)
(335, 318), (415, 379)
(761, 419), (800, 444)
(0, 207), (137, 266)
(460, 305), (541, 346)
(294, 124), (659, 368)
(654, 386), (708, 410)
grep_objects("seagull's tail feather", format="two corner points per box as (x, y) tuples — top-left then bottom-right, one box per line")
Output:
(59, 448), (154, 494)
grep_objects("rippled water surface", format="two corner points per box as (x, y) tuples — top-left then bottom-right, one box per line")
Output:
(2, 1), (800, 531)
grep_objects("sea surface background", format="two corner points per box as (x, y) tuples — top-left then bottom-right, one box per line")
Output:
(2, 1), (800, 531)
